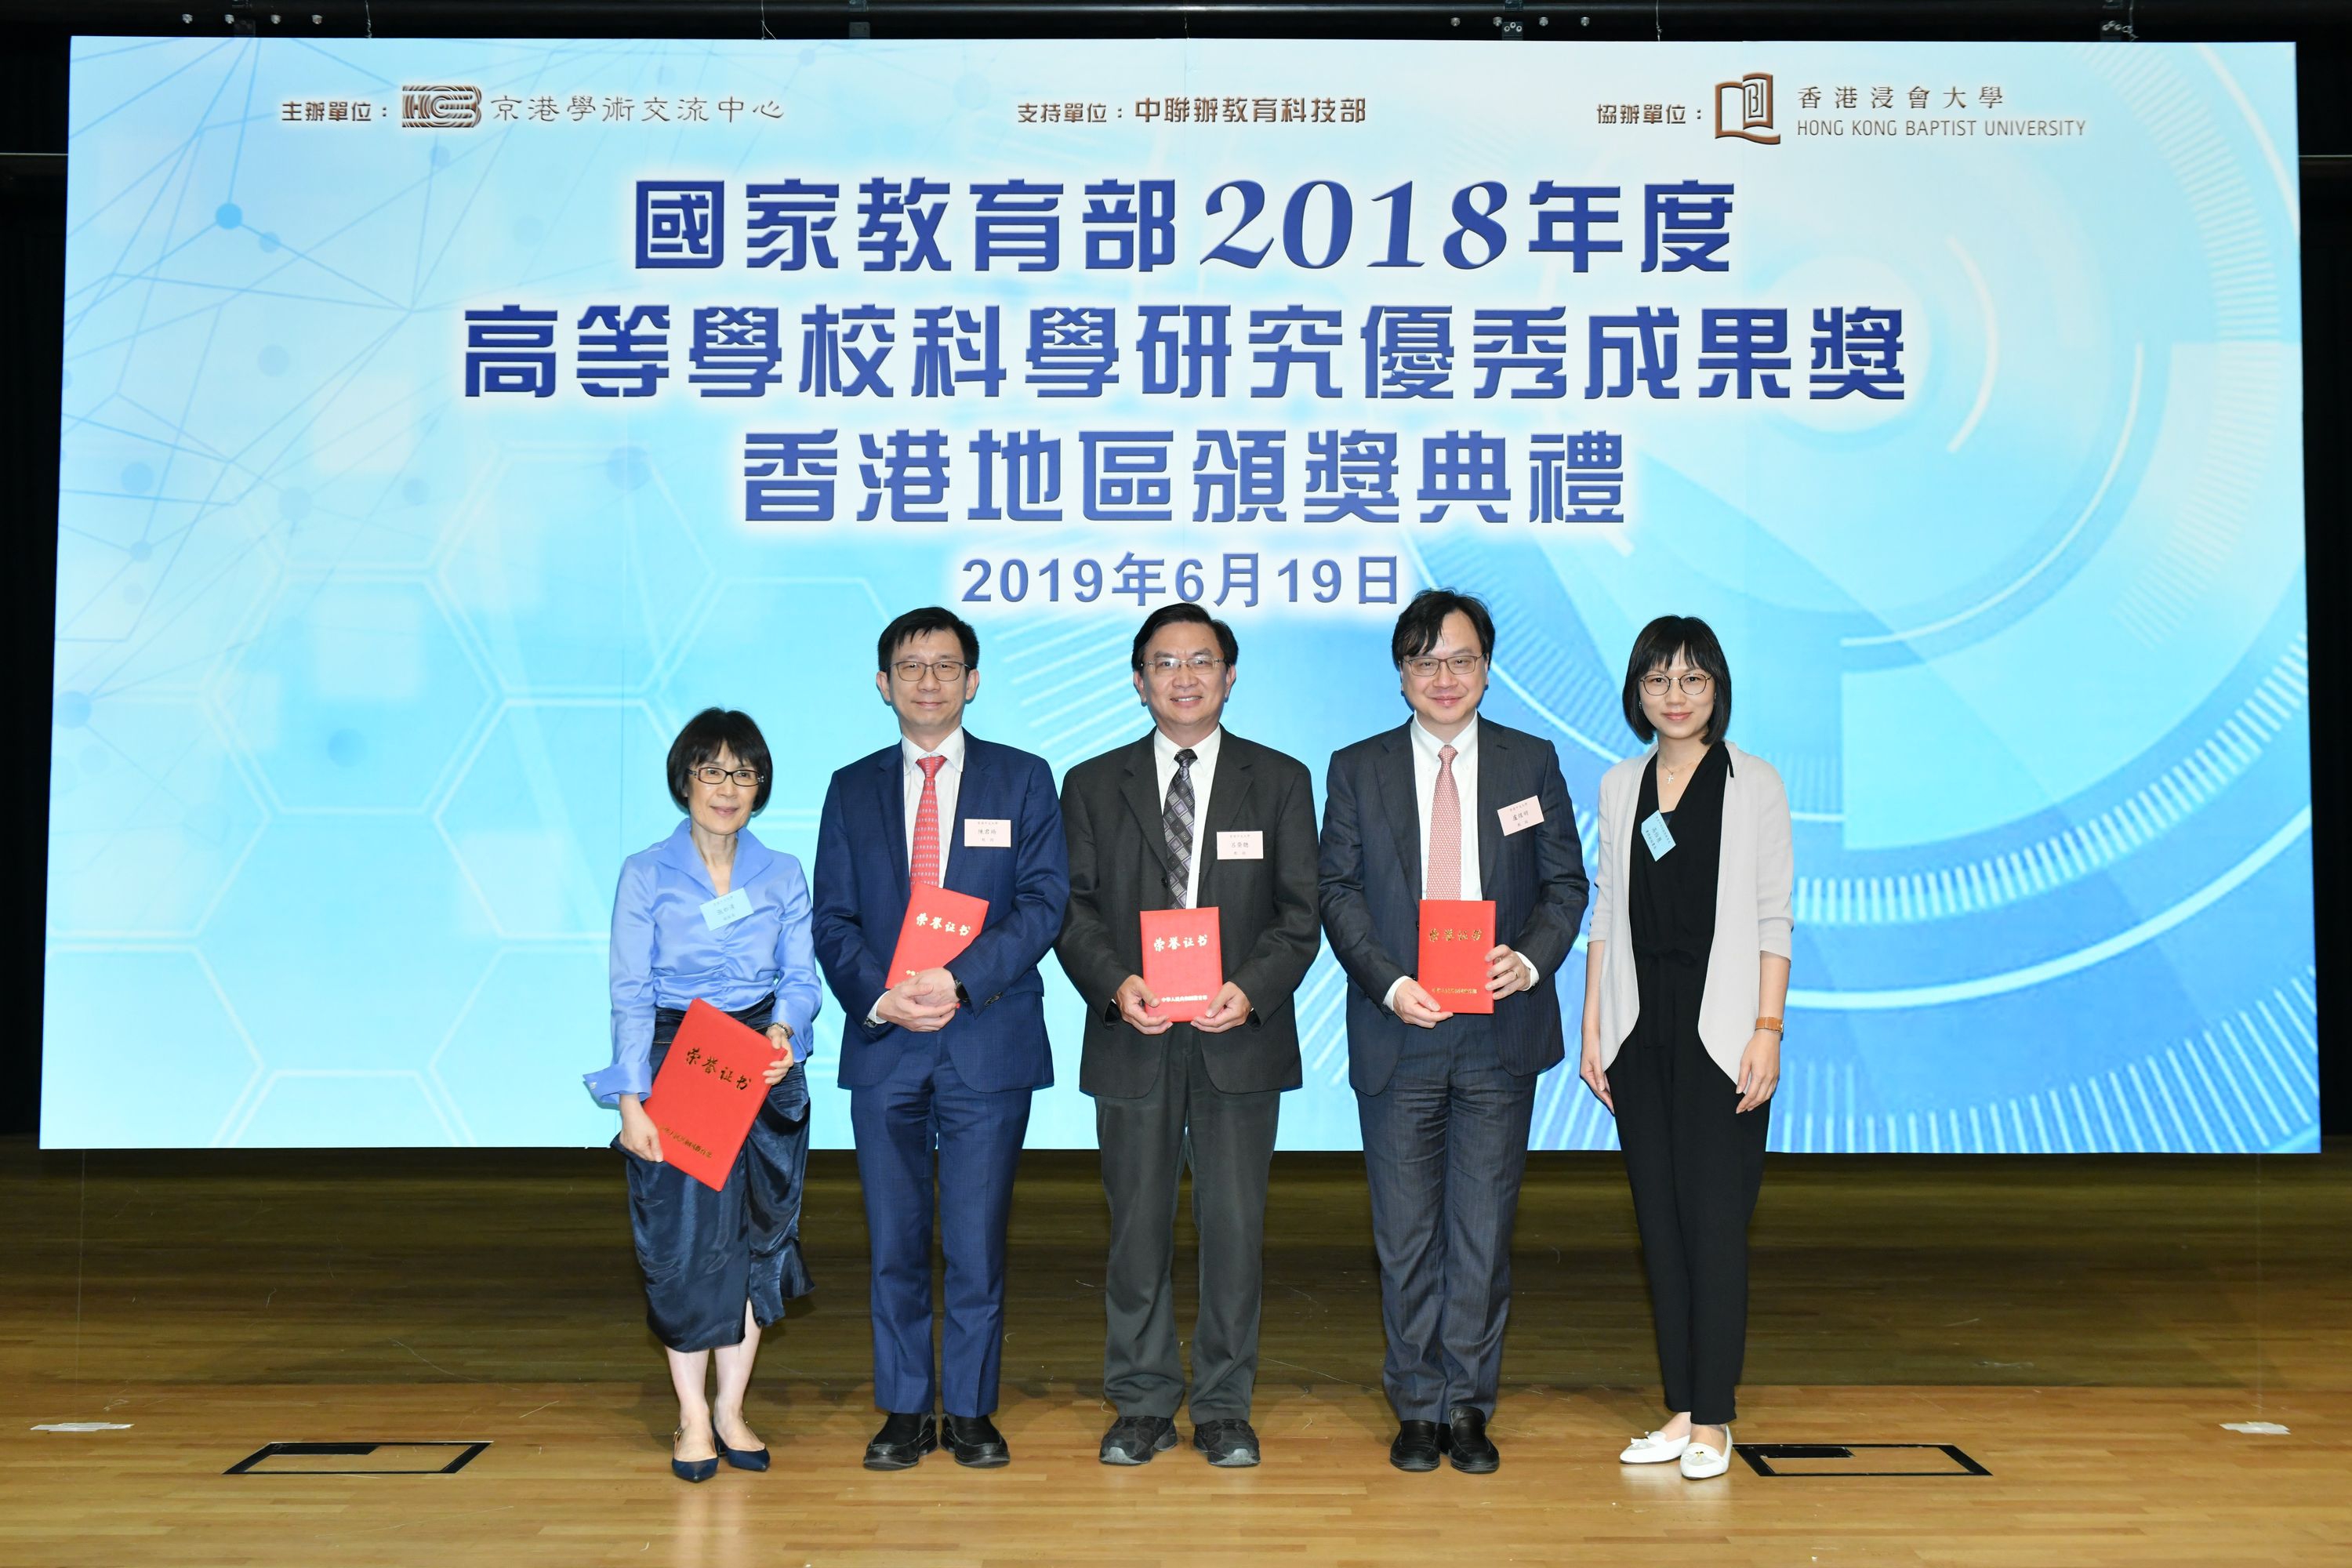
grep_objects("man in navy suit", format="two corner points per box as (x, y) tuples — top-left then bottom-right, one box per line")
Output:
(812, 606), (1069, 1471)
(1318, 589), (1588, 1475)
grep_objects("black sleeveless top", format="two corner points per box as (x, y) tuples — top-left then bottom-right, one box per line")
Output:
(1628, 742), (1730, 969)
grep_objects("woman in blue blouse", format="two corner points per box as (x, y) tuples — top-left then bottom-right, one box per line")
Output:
(585, 708), (824, 1483)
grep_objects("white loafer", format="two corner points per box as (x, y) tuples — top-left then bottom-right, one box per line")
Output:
(1679, 1430), (1733, 1479)
(1618, 1431), (1692, 1465)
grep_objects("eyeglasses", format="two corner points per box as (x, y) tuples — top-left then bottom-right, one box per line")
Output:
(1144, 654), (1227, 677)
(1403, 652), (1486, 680)
(891, 659), (969, 683)
(693, 764), (763, 787)
(1640, 672), (1715, 698)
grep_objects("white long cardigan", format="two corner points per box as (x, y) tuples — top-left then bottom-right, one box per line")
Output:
(1589, 741), (1795, 1085)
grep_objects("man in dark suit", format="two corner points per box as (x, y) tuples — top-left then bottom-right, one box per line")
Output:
(1054, 604), (1321, 1469)
(812, 606), (1069, 1472)
(1318, 588), (1588, 1475)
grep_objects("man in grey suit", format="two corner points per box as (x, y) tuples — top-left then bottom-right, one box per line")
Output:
(1056, 604), (1322, 1469)
(1318, 588), (1588, 1475)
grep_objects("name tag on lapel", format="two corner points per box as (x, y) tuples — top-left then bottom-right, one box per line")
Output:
(964, 818), (1012, 848)
(1498, 795), (1544, 835)
(700, 887), (754, 930)
(1215, 829), (1264, 860)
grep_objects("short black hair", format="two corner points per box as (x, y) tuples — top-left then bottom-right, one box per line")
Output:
(877, 606), (979, 673)
(1130, 604), (1239, 670)
(1621, 615), (1733, 744)
(1390, 588), (1495, 666)
(666, 707), (775, 814)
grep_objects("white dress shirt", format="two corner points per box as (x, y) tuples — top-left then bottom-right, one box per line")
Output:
(1152, 724), (1222, 909)
(899, 727), (967, 882)
(1384, 713), (1540, 1011)
(870, 727), (967, 1022)
(1409, 714), (1482, 898)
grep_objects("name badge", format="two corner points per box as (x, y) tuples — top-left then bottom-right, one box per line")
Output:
(1498, 795), (1544, 835)
(964, 818), (1012, 848)
(701, 887), (754, 930)
(1216, 829), (1264, 860)
(1639, 811), (1676, 859)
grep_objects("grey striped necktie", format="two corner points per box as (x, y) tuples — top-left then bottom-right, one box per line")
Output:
(1163, 747), (1197, 908)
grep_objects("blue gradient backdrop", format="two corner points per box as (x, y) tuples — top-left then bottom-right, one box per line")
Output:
(44, 38), (2314, 1151)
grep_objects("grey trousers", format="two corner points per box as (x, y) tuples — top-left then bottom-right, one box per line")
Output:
(1356, 1051), (1537, 1423)
(1094, 1029), (1283, 1421)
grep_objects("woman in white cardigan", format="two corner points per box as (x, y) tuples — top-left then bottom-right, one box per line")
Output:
(1577, 615), (1792, 1481)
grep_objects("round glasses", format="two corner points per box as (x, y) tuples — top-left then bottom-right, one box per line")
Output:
(1641, 672), (1715, 698)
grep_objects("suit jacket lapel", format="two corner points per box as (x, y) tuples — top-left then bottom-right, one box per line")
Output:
(1475, 720), (1507, 894)
(1373, 724), (1421, 896)
(877, 744), (909, 896)
(946, 735), (986, 897)
(1120, 735), (1171, 877)
(1197, 733), (1254, 904)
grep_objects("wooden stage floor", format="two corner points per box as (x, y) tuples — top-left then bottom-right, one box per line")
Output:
(6, 1138), (2349, 1566)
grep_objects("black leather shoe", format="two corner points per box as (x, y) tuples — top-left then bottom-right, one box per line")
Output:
(1192, 1418), (1261, 1468)
(1443, 1406), (1499, 1474)
(1099, 1414), (1179, 1465)
(862, 1411), (937, 1471)
(1388, 1420), (1441, 1472)
(942, 1414), (1011, 1468)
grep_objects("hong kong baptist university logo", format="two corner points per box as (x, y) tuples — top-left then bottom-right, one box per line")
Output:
(1714, 72), (1779, 145)
(401, 85), (482, 129)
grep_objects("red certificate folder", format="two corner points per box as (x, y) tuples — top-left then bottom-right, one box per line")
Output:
(887, 884), (989, 986)
(1417, 898), (1496, 1015)
(645, 1000), (774, 1192)
(1140, 906), (1223, 1023)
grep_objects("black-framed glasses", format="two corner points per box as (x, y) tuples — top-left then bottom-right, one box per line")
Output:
(693, 764), (763, 787)
(1403, 652), (1485, 680)
(1144, 654), (1227, 677)
(1641, 672), (1715, 698)
(892, 658), (969, 682)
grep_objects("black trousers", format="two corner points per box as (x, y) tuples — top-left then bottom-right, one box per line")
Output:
(1095, 1027), (1282, 1421)
(1357, 1032), (1537, 1424)
(1609, 956), (1769, 1426)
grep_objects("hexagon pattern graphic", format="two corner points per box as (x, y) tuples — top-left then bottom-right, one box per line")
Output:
(42, 949), (260, 1149)
(218, 577), (495, 811)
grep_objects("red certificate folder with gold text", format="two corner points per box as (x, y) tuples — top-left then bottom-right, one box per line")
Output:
(887, 884), (989, 985)
(1140, 906), (1223, 1023)
(1417, 898), (1496, 1015)
(645, 1000), (774, 1192)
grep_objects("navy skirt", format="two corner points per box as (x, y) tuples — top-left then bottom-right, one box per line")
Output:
(619, 996), (815, 1352)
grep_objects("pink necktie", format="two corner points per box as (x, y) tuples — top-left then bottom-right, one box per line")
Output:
(1426, 744), (1461, 899)
(909, 754), (946, 888)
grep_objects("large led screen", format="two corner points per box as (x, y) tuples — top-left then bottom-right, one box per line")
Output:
(46, 38), (2314, 1150)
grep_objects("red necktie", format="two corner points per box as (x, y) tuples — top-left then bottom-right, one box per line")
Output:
(1426, 744), (1461, 898)
(909, 754), (946, 888)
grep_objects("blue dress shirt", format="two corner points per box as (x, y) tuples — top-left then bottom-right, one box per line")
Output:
(586, 821), (825, 1107)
